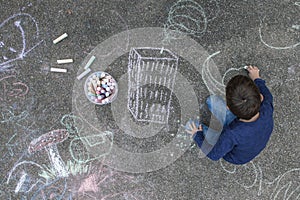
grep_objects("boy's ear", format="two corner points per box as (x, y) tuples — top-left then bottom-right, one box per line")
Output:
(260, 94), (264, 102)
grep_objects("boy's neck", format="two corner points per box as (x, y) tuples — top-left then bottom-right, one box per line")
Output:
(239, 112), (260, 122)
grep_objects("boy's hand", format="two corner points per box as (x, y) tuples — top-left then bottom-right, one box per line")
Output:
(246, 65), (261, 80)
(185, 121), (203, 135)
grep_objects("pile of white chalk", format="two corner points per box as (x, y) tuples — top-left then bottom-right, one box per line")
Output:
(50, 33), (73, 73)
(77, 55), (95, 80)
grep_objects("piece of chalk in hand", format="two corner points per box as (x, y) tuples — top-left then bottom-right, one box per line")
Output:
(77, 68), (91, 80)
(244, 66), (248, 69)
(50, 67), (67, 73)
(160, 47), (164, 54)
(57, 59), (73, 64)
(53, 33), (68, 44)
(84, 56), (96, 70)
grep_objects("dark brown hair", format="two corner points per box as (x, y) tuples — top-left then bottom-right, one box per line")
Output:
(226, 75), (261, 120)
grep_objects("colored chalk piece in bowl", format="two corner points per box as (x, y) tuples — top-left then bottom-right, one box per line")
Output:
(84, 71), (118, 105)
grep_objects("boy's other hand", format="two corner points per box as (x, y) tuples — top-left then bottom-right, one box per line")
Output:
(185, 121), (203, 135)
(246, 65), (261, 80)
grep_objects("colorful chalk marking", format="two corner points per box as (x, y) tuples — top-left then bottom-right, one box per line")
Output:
(28, 129), (69, 154)
(84, 71), (118, 105)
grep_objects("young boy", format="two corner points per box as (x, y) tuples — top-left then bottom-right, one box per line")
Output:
(186, 66), (274, 164)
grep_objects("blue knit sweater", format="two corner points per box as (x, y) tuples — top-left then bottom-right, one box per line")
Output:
(194, 79), (274, 164)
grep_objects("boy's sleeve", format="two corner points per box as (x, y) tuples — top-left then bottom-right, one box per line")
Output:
(193, 130), (205, 146)
(193, 129), (235, 161)
(254, 78), (273, 105)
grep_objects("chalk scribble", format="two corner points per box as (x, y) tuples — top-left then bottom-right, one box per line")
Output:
(164, 0), (220, 41)
(220, 160), (300, 199)
(0, 13), (43, 71)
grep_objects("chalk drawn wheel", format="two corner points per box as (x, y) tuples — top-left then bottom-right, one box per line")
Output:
(72, 27), (222, 173)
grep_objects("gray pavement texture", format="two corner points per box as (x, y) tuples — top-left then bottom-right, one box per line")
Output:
(0, 0), (299, 199)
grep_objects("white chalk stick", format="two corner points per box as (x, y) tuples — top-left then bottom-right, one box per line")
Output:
(84, 56), (96, 70)
(50, 68), (67, 73)
(57, 59), (73, 64)
(53, 33), (68, 44)
(77, 68), (91, 80)
(244, 66), (248, 69)
(160, 47), (164, 54)
(292, 25), (300, 30)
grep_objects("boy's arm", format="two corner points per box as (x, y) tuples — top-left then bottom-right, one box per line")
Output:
(246, 65), (273, 107)
(193, 129), (235, 161)
(254, 78), (273, 104)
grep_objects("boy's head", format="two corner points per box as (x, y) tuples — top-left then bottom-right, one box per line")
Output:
(226, 75), (261, 120)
